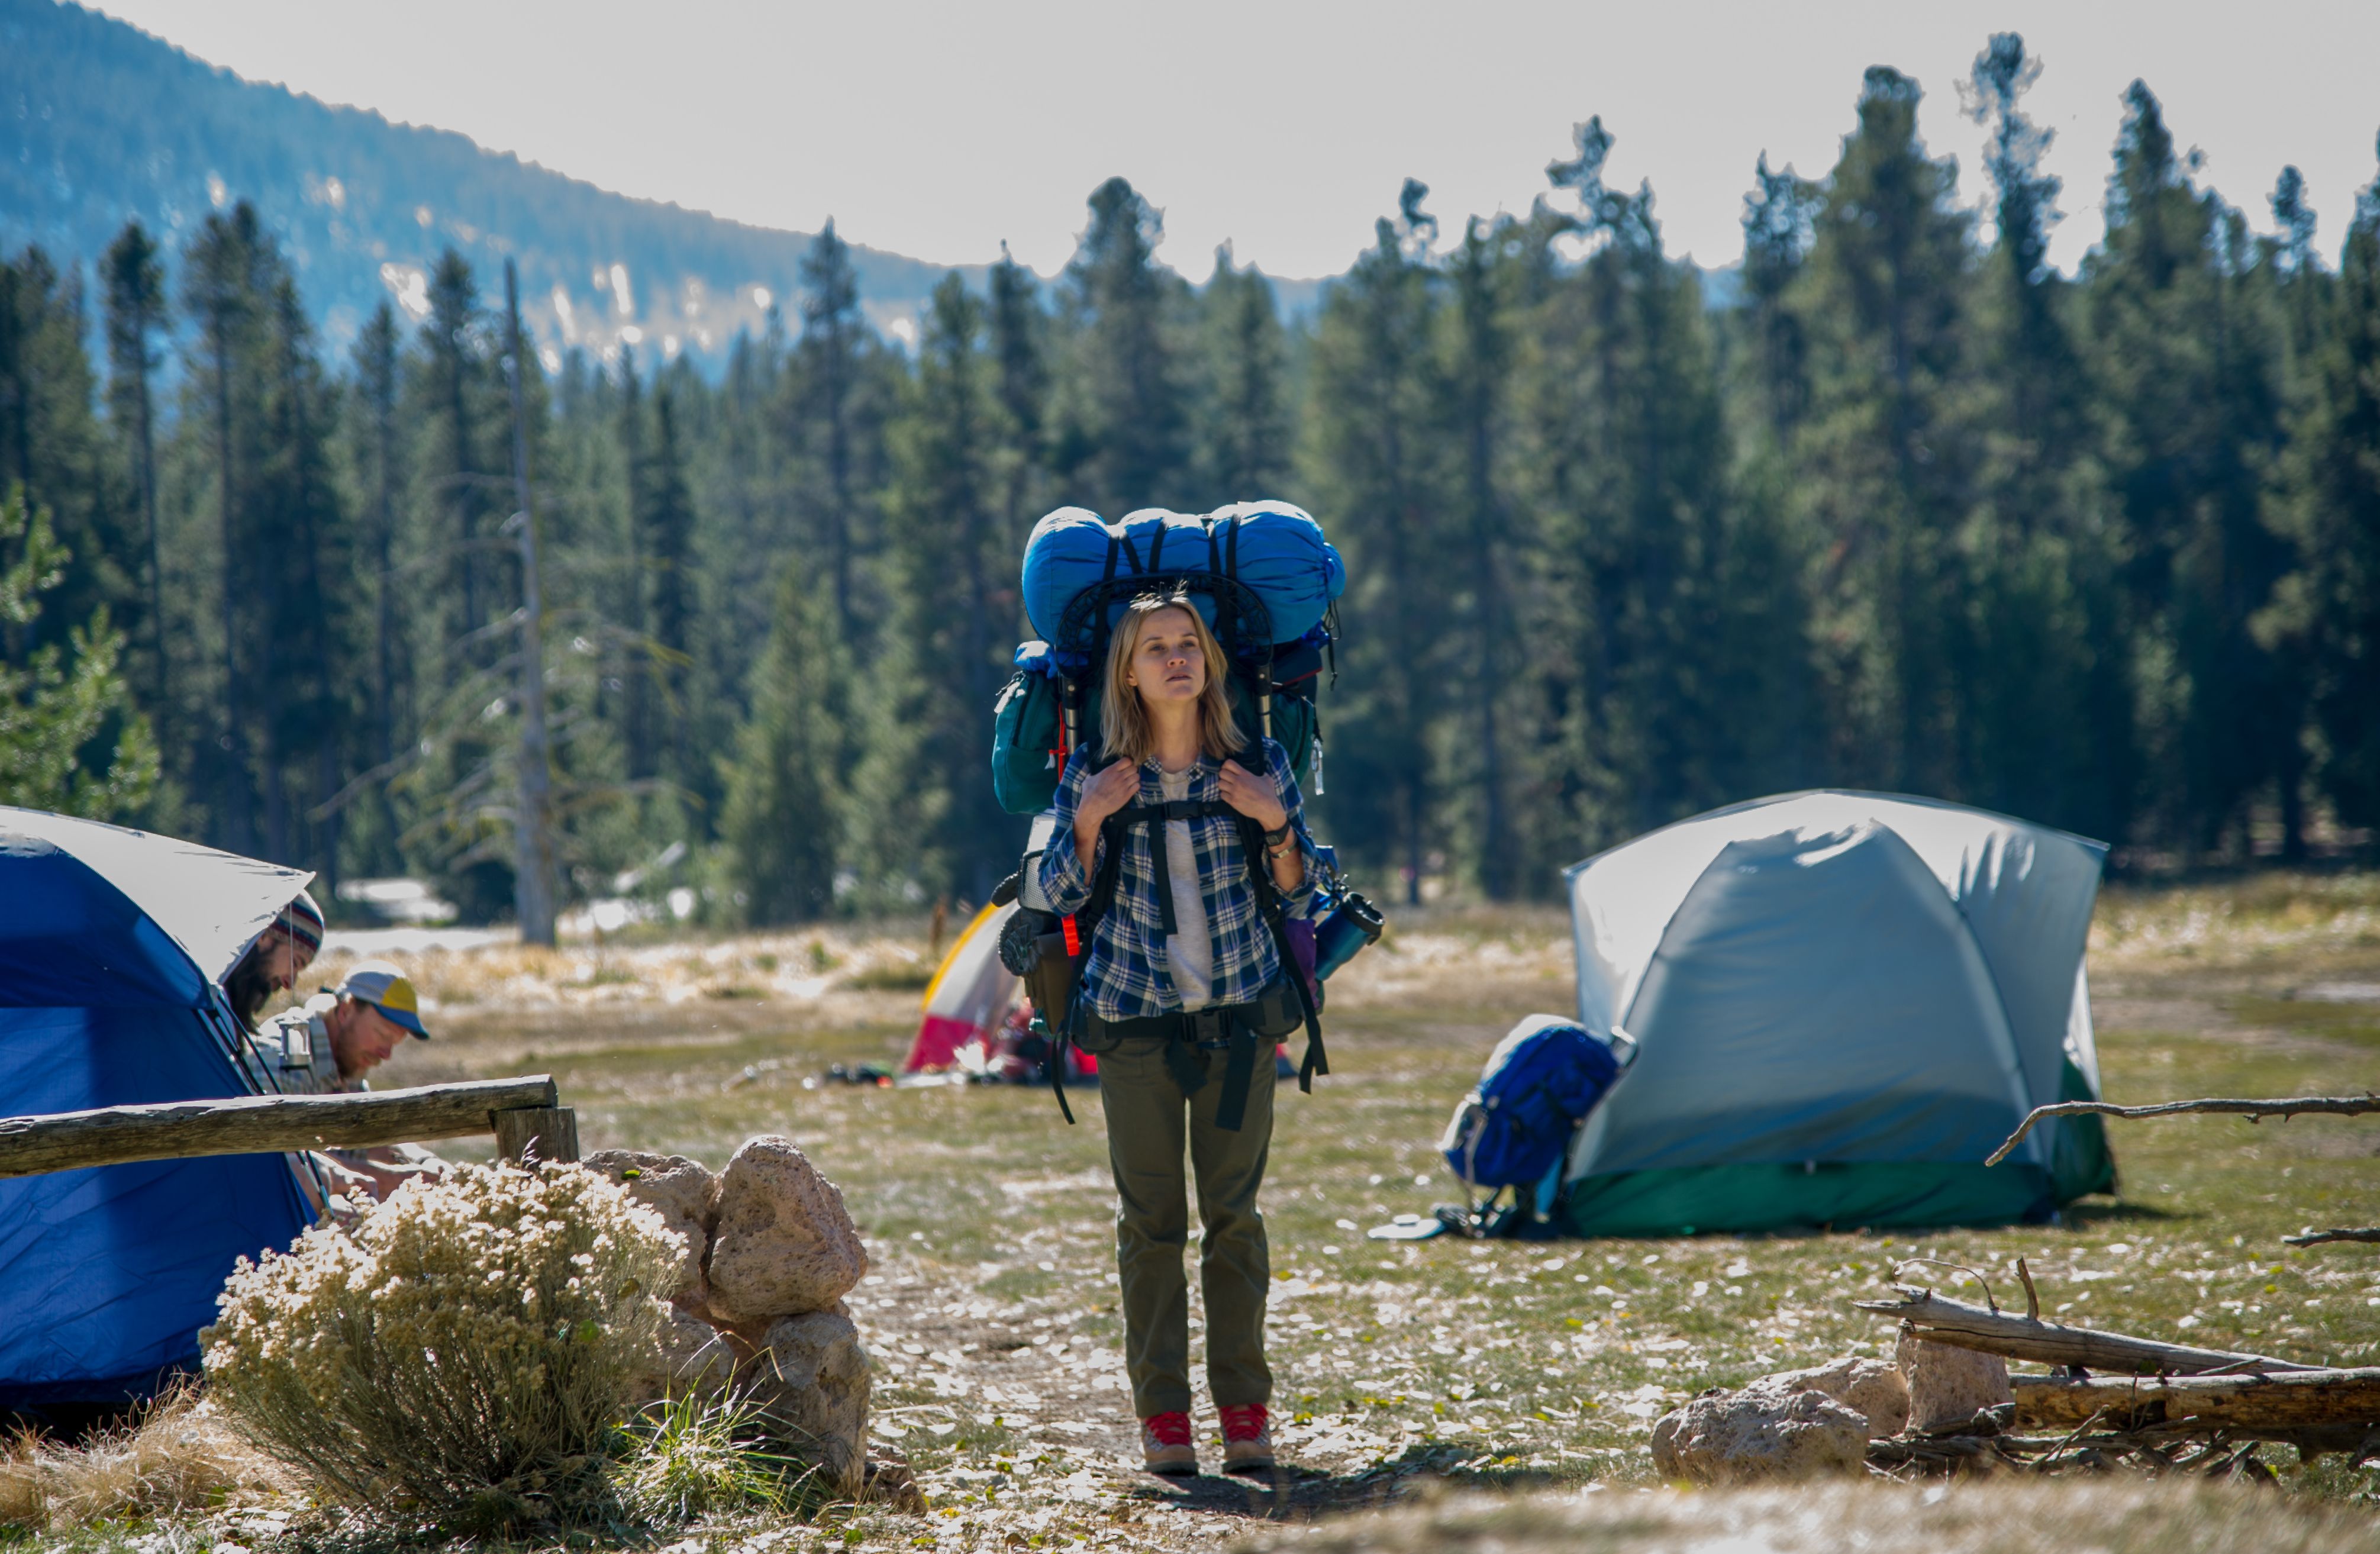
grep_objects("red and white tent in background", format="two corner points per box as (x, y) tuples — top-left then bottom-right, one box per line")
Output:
(903, 901), (1023, 1072)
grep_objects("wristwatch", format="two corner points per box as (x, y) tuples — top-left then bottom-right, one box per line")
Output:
(1262, 823), (1293, 853)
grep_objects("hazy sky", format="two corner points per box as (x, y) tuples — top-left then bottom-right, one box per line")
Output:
(90, 0), (2380, 281)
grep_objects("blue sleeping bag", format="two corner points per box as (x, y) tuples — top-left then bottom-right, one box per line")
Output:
(1022, 502), (1346, 646)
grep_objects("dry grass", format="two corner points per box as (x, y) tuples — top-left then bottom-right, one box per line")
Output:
(0, 1391), (290, 1533)
(1231, 1478), (2380, 1554)
(17, 876), (2380, 1551)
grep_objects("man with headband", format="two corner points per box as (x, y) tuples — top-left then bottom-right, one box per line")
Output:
(223, 889), (326, 1031)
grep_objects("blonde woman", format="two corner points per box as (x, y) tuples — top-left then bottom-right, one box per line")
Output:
(1035, 587), (1320, 1476)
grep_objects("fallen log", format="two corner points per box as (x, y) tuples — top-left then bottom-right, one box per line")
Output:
(1854, 1287), (2319, 1375)
(0, 1076), (559, 1179)
(2014, 1368), (2380, 1431)
(1987, 1092), (2380, 1166)
(2283, 1227), (2380, 1247)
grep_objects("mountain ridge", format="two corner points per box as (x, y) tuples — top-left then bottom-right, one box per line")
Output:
(2, 0), (996, 360)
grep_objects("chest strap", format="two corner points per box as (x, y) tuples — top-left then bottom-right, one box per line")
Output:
(1106, 798), (1236, 937)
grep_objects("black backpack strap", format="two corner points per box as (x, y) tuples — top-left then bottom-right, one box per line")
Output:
(1113, 798), (1236, 936)
(1047, 776), (1137, 1126)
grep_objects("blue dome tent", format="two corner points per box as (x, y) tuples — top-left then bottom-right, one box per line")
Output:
(1558, 791), (2118, 1235)
(0, 807), (316, 1411)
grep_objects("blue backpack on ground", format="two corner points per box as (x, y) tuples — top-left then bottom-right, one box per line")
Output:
(1440, 1015), (1630, 1193)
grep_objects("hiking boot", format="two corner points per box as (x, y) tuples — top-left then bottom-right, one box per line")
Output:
(1140, 1410), (1197, 1475)
(1219, 1402), (1276, 1472)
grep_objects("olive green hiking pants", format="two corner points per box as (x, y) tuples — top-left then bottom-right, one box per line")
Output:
(1097, 1034), (1275, 1418)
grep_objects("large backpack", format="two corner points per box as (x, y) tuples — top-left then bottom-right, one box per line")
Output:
(1440, 1015), (1632, 1195)
(991, 503), (1341, 817)
(989, 501), (1353, 1122)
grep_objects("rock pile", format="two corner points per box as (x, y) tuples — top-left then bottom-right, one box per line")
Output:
(1650, 1339), (2010, 1483)
(586, 1136), (872, 1495)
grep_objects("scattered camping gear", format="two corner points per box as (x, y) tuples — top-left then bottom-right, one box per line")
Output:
(1556, 790), (2118, 1237)
(0, 807), (317, 1413)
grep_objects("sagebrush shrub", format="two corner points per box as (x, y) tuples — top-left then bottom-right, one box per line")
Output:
(202, 1162), (682, 1530)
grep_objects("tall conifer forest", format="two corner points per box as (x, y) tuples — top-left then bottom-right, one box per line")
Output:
(5, 44), (2379, 922)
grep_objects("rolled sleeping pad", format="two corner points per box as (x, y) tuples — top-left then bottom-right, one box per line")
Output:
(1021, 502), (1346, 646)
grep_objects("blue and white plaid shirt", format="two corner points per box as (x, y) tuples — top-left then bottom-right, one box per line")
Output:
(1036, 737), (1321, 1022)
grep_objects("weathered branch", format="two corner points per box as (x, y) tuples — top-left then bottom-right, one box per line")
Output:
(1987, 1093), (2380, 1167)
(1855, 1287), (2319, 1375)
(2014, 1368), (2380, 1430)
(0, 1077), (559, 1179)
(2283, 1227), (2380, 1247)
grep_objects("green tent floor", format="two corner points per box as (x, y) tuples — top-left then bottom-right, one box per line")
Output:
(1559, 1063), (2116, 1239)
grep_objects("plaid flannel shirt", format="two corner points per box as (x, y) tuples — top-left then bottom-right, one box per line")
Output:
(1036, 736), (1321, 1023)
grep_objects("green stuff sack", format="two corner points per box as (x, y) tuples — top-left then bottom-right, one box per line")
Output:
(992, 648), (1066, 816)
(1268, 692), (1317, 794)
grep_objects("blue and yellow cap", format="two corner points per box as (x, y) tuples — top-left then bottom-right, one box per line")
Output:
(337, 959), (430, 1039)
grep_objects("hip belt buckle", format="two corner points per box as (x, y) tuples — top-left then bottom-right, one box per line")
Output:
(1188, 1008), (1234, 1050)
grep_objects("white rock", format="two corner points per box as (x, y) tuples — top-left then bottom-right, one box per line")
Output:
(745, 1303), (871, 1497)
(704, 1136), (868, 1324)
(1650, 1381), (1871, 1482)
(1896, 1331), (2013, 1433)
(1765, 1355), (1911, 1439)
(583, 1148), (718, 1307)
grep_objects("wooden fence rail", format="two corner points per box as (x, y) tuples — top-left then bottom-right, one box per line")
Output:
(0, 1076), (570, 1179)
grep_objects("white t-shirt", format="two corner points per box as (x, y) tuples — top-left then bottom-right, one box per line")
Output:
(1157, 765), (1214, 1010)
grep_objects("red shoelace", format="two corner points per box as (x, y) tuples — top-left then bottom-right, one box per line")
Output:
(1219, 1403), (1269, 1442)
(1141, 1410), (1194, 1446)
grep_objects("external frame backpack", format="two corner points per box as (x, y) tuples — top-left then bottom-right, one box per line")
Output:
(988, 502), (1360, 1123)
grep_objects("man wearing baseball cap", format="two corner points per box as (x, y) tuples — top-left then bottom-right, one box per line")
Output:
(245, 957), (445, 1205)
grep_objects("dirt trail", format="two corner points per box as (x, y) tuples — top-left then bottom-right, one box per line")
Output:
(846, 1252), (1511, 1540)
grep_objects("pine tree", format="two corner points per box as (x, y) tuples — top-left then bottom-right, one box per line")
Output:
(1956, 33), (2126, 839)
(643, 375), (699, 797)
(1302, 180), (1452, 901)
(1737, 153), (1819, 443)
(2263, 147), (2380, 828)
(789, 220), (884, 642)
(347, 301), (408, 871)
(1056, 177), (1193, 513)
(872, 274), (1015, 902)
(252, 273), (353, 876)
(0, 488), (157, 819)
(179, 205), (273, 850)
(986, 244), (1054, 552)
(1, 246), (121, 670)
(613, 344), (657, 781)
(1441, 215), (1521, 894)
(1197, 246), (1293, 499)
(422, 250), (493, 670)
(101, 221), (169, 709)
(1526, 118), (1742, 844)
(1789, 68), (1976, 798)
(2085, 80), (2288, 856)
(718, 557), (843, 924)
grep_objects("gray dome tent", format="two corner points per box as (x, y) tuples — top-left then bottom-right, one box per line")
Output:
(1559, 791), (2115, 1236)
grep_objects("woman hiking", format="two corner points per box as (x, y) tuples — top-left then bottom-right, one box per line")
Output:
(1036, 586), (1321, 1476)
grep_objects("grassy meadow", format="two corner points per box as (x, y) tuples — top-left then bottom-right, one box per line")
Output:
(17, 873), (2380, 1552)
